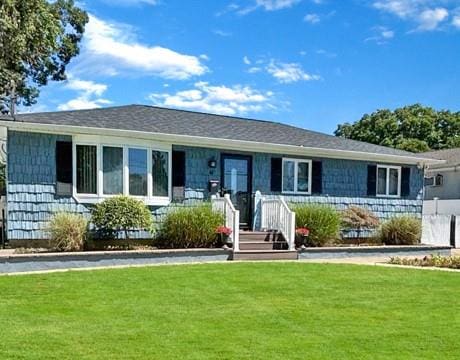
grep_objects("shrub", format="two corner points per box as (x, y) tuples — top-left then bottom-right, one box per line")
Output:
(46, 212), (88, 251)
(378, 216), (421, 245)
(290, 204), (341, 247)
(91, 196), (154, 240)
(341, 206), (380, 243)
(157, 204), (224, 248)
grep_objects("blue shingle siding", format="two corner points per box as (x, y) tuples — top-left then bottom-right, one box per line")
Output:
(7, 131), (90, 240)
(7, 132), (424, 241)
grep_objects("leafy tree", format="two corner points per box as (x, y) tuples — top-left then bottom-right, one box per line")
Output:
(335, 104), (460, 153)
(0, 0), (88, 114)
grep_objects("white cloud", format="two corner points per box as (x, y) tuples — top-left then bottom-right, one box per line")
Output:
(243, 56), (251, 65)
(148, 81), (275, 116)
(77, 15), (208, 80)
(255, 0), (301, 11)
(365, 26), (395, 43)
(416, 7), (448, 31)
(213, 29), (232, 36)
(373, 0), (415, 18)
(247, 66), (262, 73)
(304, 13), (321, 24)
(101, 0), (158, 6)
(453, 15), (460, 28)
(315, 49), (337, 57)
(64, 78), (107, 97)
(58, 77), (112, 111)
(372, 1), (450, 31)
(236, 0), (301, 15)
(266, 60), (320, 83)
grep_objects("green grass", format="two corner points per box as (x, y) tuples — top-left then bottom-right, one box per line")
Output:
(0, 263), (459, 359)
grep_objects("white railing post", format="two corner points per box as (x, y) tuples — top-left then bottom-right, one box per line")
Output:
(234, 210), (240, 251)
(289, 212), (296, 250)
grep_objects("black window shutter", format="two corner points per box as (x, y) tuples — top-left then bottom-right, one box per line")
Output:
(172, 151), (186, 187)
(270, 158), (282, 192)
(367, 165), (377, 196)
(56, 141), (72, 184)
(401, 167), (411, 197)
(311, 160), (322, 194)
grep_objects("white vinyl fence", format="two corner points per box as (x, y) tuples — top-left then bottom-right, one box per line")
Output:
(422, 198), (460, 247)
(421, 215), (452, 247)
(423, 198), (460, 216)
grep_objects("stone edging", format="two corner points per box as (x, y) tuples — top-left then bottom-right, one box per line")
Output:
(0, 248), (231, 274)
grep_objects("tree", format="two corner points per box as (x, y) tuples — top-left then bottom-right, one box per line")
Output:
(334, 104), (460, 153)
(0, 0), (88, 114)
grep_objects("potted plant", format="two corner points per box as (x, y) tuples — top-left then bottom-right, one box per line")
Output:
(295, 227), (310, 249)
(215, 225), (233, 249)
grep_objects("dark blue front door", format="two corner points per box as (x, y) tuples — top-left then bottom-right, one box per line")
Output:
(221, 154), (252, 228)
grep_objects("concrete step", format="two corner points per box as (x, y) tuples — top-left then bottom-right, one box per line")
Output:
(239, 231), (281, 242)
(232, 250), (298, 261)
(239, 241), (275, 251)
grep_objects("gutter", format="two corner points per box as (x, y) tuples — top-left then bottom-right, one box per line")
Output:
(0, 119), (446, 166)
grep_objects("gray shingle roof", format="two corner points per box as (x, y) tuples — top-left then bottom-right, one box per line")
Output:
(421, 148), (460, 169)
(0, 105), (438, 160)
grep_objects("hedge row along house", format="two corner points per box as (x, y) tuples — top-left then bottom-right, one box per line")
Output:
(0, 105), (442, 255)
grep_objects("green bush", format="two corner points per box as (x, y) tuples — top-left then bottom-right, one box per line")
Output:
(91, 196), (154, 240)
(157, 204), (224, 248)
(378, 216), (421, 245)
(46, 212), (88, 251)
(291, 204), (341, 247)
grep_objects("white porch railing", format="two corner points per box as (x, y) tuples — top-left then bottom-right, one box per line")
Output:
(261, 195), (296, 250)
(211, 194), (240, 251)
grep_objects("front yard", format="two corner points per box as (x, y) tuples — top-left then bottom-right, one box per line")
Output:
(0, 263), (458, 359)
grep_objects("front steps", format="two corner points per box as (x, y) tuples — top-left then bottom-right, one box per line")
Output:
(232, 250), (298, 261)
(232, 230), (298, 261)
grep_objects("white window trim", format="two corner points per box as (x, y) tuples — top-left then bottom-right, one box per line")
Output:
(376, 165), (401, 198)
(72, 135), (172, 206)
(281, 158), (312, 195)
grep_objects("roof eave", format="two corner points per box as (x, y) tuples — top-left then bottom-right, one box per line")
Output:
(0, 120), (445, 166)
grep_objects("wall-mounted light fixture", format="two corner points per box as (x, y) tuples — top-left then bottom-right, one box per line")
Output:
(208, 158), (217, 168)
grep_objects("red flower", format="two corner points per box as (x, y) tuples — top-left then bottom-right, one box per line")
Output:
(296, 227), (310, 236)
(215, 226), (232, 236)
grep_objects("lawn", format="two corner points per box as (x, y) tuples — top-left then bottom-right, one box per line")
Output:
(0, 263), (459, 359)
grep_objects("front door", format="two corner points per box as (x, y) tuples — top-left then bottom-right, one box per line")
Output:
(221, 154), (252, 229)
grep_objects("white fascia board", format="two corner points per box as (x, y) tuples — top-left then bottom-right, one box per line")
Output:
(0, 120), (446, 166)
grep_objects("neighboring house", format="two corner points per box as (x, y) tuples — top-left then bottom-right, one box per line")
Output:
(0, 105), (441, 248)
(421, 148), (460, 200)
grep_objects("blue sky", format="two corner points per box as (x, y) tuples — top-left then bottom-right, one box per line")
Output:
(31, 0), (460, 134)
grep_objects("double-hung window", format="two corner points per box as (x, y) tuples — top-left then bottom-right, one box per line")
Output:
(282, 158), (312, 194)
(376, 165), (401, 197)
(74, 138), (171, 205)
(129, 148), (148, 196)
(76, 145), (97, 195)
(103, 146), (123, 195)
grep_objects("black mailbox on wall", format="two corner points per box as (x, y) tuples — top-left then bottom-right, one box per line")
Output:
(208, 180), (220, 195)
